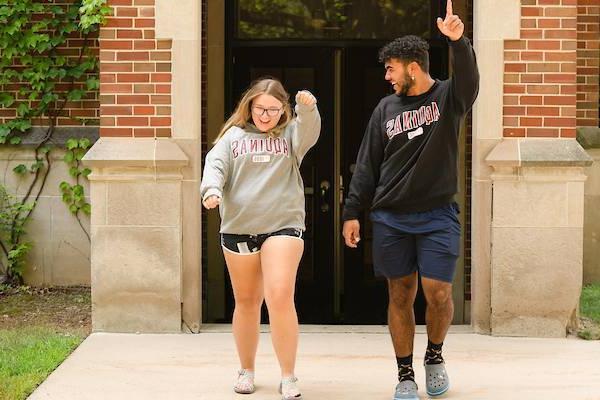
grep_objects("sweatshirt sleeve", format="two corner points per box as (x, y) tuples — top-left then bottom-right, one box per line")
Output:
(449, 36), (480, 115)
(291, 102), (321, 164)
(342, 106), (385, 221)
(200, 132), (231, 201)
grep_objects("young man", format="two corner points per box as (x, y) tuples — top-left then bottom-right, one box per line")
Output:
(342, 1), (479, 399)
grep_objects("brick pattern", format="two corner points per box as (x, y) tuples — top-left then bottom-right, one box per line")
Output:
(503, 0), (578, 138)
(577, 0), (599, 127)
(99, 0), (172, 137)
(0, 1), (100, 127)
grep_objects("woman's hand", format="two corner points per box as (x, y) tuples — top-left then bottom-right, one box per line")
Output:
(296, 90), (317, 106)
(202, 195), (221, 209)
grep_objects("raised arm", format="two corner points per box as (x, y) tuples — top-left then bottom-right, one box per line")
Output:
(291, 90), (321, 163)
(437, 0), (480, 113)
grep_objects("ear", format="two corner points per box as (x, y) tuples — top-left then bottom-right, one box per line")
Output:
(408, 61), (421, 76)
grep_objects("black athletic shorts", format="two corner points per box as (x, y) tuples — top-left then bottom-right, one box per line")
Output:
(221, 228), (304, 255)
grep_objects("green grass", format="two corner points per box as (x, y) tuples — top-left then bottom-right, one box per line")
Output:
(0, 327), (85, 400)
(580, 284), (600, 323)
(579, 284), (600, 340)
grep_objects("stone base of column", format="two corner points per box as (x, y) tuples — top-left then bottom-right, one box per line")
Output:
(486, 138), (592, 337)
(83, 138), (188, 333)
(578, 127), (600, 285)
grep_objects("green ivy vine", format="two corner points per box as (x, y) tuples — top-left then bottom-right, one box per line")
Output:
(0, 0), (111, 284)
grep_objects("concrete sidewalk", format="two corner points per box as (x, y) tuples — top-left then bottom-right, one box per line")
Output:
(29, 326), (600, 400)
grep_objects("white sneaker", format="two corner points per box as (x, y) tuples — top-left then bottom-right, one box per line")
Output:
(278, 375), (302, 400)
(234, 369), (255, 394)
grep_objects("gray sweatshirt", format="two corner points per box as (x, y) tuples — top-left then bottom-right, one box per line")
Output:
(200, 103), (321, 234)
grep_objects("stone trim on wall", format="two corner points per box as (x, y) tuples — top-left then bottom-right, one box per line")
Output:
(486, 137), (593, 166)
(1, 147), (92, 287)
(19, 127), (99, 146)
(83, 137), (187, 168)
(82, 137), (188, 333)
(90, 0), (201, 332)
(471, 0), (521, 334)
(486, 138), (590, 337)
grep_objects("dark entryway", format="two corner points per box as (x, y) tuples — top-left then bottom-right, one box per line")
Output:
(229, 41), (448, 324)
(203, 0), (468, 325)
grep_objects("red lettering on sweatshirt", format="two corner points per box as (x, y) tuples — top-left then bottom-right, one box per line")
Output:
(385, 101), (440, 140)
(231, 137), (290, 159)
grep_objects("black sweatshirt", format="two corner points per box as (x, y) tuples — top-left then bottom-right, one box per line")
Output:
(342, 36), (479, 221)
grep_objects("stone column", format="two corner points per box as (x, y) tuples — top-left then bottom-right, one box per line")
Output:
(83, 138), (188, 333)
(578, 127), (600, 285)
(92, 0), (201, 332)
(155, 0), (203, 334)
(486, 138), (592, 337)
(471, 0), (521, 333)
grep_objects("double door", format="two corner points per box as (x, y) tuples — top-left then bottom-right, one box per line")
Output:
(226, 43), (457, 324)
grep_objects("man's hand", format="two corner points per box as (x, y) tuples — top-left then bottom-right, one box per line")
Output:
(343, 219), (361, 248)
(436, 0), (464, 41)
(202, 195), (221, 209)
(296, 90), (317, 106)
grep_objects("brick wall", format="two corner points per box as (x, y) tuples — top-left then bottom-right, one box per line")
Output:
(577, 0), (599, 127)
(0, 1), (100, 127)
(99, 0), (172, 137)
(504, 0), (578, 138)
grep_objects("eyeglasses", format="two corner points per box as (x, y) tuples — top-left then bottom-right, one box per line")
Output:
(252, 106), (282, 117)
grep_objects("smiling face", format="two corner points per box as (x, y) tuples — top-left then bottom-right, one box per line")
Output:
(384, 58), (414, 96)
(250, 94), (284, 133)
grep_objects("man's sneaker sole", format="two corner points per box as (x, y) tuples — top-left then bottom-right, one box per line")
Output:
(393, 380), (420, 400)
(426, 386), (449, 397)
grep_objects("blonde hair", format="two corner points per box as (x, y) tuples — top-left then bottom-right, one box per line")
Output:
(214, 78), (293, 143)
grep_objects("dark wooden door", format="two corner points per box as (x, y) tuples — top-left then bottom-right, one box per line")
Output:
(341, 44), (449, 324)
(231, 47), (336, 323)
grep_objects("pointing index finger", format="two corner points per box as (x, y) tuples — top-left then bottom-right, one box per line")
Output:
(446, 0), (453, 18)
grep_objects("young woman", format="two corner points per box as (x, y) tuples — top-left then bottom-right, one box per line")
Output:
(201, 78), (320, 400)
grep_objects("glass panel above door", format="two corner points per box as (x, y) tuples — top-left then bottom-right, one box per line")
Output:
(235, 0), (432, 40)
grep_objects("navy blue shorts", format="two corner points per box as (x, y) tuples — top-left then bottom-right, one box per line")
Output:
(221, 228), (304, 255)
(370, 203), (461, 283)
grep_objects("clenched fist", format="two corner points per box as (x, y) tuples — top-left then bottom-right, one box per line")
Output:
(296, 90), (317, 106)
(342, 219), (361, 248)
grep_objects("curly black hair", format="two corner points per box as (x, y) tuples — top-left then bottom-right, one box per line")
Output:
(378, 35), (430, 73)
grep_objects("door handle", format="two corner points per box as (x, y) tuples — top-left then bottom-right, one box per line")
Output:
(320, 180), (330, 197)
(320, 180), (330, 212)
(339, 175), (344, 204)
